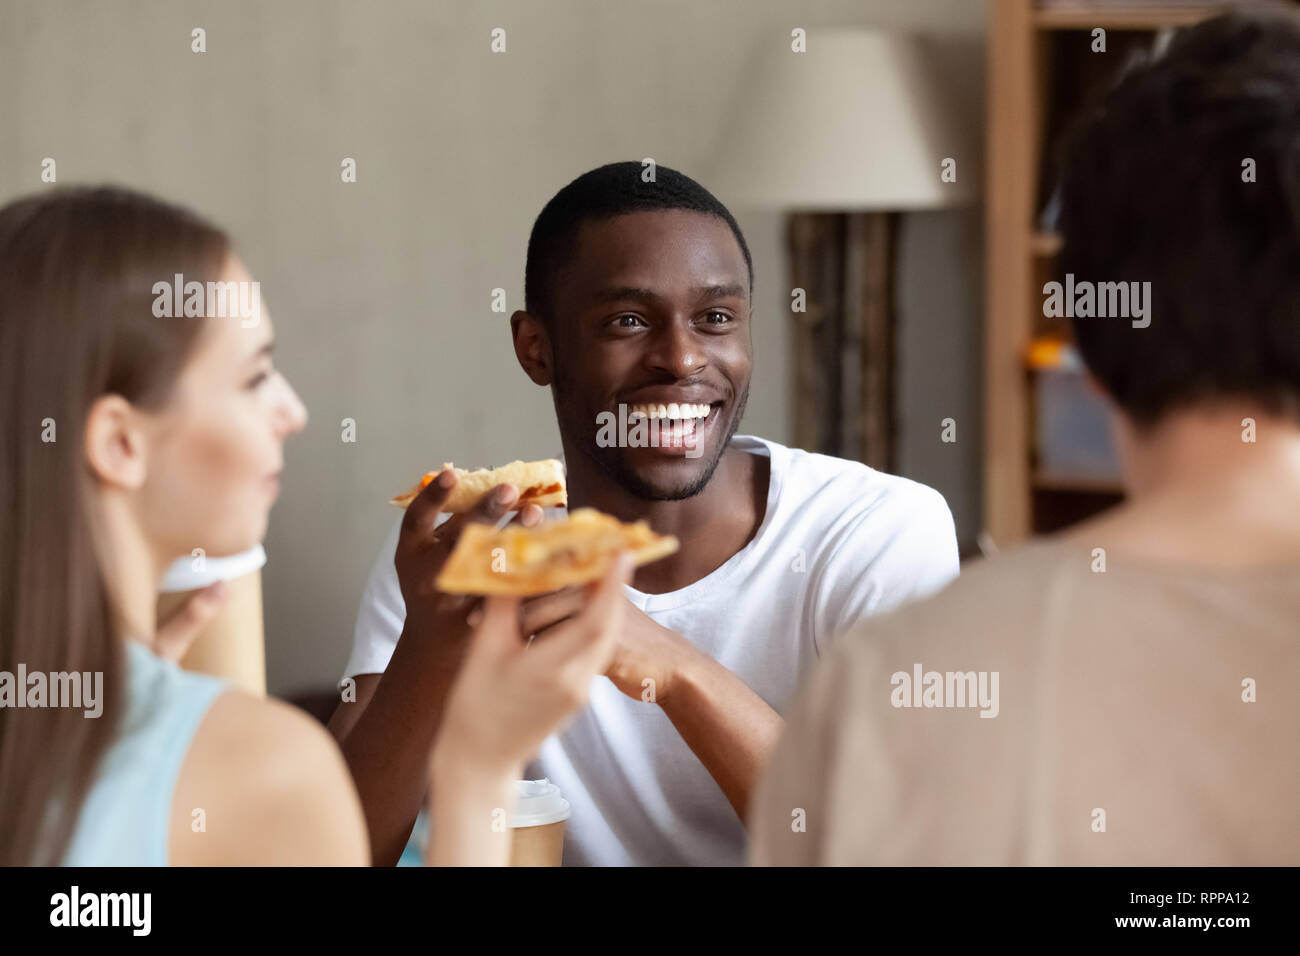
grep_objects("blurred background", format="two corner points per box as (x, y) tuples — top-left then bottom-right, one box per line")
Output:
(4, 0), (1274, 698)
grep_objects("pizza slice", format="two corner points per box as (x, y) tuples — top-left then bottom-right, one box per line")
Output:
(435, 507), (679, 596)
(389, 459), (567, 512)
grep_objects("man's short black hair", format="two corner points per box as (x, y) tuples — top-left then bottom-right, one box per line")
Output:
(1059, 12), (1300, 426)
(524, 161), (753, 323)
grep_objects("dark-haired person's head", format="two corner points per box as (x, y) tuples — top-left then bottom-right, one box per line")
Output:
(1059, 12), (1300, 430)
(0, 187), (306, 863)
(511, 162), (753, 500)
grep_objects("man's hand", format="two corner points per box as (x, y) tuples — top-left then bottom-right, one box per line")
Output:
(332, 469), (545, 866)
(520, 587), (700, 704)
(523, 579), (784, 825)
(394, 469), (544, 674)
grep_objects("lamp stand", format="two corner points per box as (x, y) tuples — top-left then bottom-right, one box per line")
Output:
(788, 210), (897, 472)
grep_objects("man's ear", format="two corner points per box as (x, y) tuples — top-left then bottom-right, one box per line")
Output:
(510, 310), (553, 387)
(84, 394), (148, 490)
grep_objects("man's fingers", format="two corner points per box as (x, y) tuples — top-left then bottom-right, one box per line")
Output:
(423, 482), (521, 574)
(519, 585), (585, 636)
(511, 502), (545, 528)
(533, 554), (632, 666)
(399, 480), (520, 588)
(466, 482), (520, 526)
(397, 468), (457, 554)
(153, 581), (229, 663)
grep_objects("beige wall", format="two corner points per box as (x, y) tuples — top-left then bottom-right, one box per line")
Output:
(0, 0), (984, 695)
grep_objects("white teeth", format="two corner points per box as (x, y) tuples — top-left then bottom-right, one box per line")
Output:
(625, 402), (714, 419)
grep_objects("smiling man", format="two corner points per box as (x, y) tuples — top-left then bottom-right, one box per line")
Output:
(329, 163), (959, 866)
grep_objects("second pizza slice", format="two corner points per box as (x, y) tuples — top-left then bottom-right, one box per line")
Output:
(435, 508), (679, 596)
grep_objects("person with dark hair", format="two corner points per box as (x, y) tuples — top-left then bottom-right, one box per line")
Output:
(752, 13), (1300, 866)
(331, 162), (959, 866)
(0, 186), (631, 866)
(524, 162), (755, 336)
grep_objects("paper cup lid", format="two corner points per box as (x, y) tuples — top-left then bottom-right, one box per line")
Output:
(511, 778), (570, 828)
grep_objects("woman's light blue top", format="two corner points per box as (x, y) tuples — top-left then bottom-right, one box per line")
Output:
(61, 640), (226, 865)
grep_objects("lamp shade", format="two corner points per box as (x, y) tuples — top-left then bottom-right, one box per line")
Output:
(711, 29), (978, 210)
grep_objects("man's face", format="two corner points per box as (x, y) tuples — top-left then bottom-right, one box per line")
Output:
(547, 209), (752, 500)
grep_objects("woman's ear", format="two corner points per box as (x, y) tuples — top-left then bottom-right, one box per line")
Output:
(510, 310), (553, 387)
(84, 393), (148, 490)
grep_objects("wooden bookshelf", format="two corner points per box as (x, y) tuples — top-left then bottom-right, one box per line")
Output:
(982, 0), (1250, 545)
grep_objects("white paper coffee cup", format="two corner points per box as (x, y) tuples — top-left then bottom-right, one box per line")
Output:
(509, 778), (570, 866)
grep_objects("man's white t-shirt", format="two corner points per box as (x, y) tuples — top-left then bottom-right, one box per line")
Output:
(343, 435), (959, 866)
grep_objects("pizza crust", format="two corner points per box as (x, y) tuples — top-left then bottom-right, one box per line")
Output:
(435, 508), (679, 596)
(390, 459), (567, 512)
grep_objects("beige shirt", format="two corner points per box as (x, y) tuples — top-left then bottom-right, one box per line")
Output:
(751, 538), (1300, 865)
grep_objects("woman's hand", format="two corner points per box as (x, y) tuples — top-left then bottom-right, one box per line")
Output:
(426, 554), (632, 866)
(153, 581), (230, 663)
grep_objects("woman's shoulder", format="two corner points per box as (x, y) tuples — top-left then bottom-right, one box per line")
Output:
(168, 689), (369, 865)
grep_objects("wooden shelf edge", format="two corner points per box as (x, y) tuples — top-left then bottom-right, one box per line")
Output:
(1033, 3), (1231, 30)
(1031, 230), (1063, 256)
(1033, 471), (1126, 494)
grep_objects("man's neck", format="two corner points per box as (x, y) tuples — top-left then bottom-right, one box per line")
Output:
(1082, 405), (1300, 566)
(562, 437), (768, 593)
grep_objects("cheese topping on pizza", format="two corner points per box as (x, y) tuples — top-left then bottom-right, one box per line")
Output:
(435, 508), (678, 595)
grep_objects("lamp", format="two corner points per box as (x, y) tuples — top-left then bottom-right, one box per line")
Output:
(710, 29), (977, 469)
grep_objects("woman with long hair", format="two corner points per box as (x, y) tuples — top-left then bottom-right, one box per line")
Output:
(0, 186), (625, 865)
